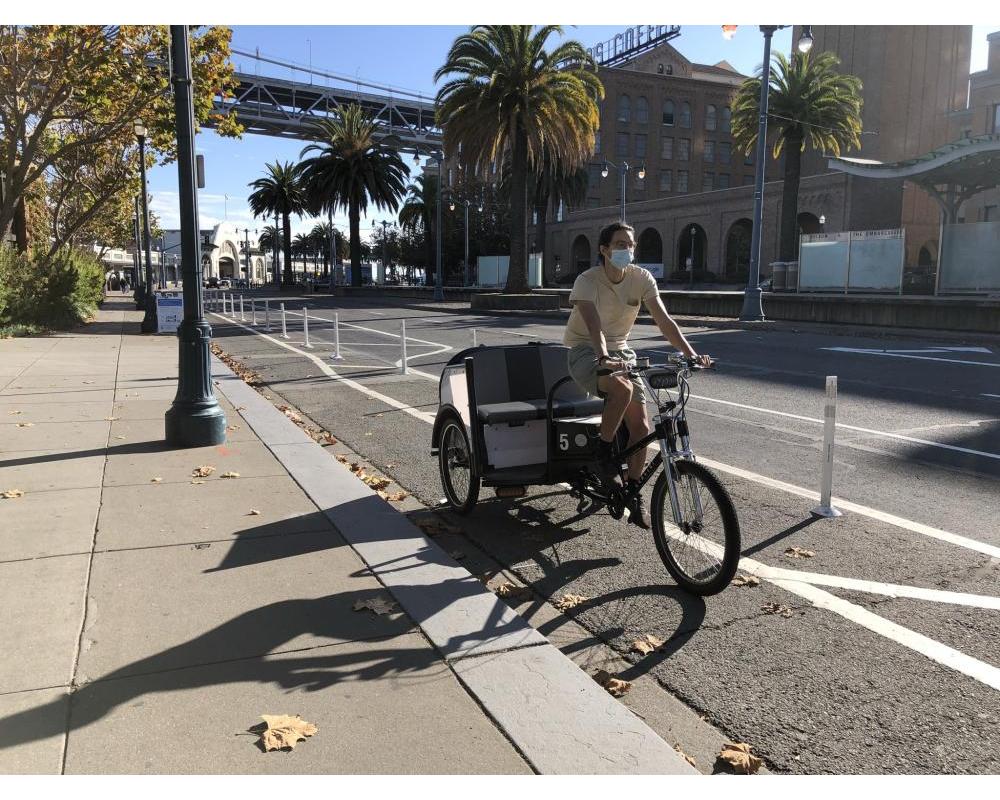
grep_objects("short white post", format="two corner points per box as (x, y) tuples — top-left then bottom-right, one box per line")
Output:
(229, 293), (235, 317)
(473, 328), (478, 348)
(811, 376), (843, 518)
(400, 319), (408, 375)
(280, 302), (288, 339)
(264, 299), (271, 332)
(330, 311), (343, 360)
(251, 299), (258, 326)
(303, 306), (312, 348)
(239, 294), (245, 321)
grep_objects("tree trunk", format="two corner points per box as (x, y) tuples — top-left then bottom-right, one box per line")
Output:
(536, 190), (550, 287)
(281, 213), (294, 286)
(349, 197), (362, 287)
(424, 212), (434, 286)
(13, 196), (29, 253)
(779, 133), (804, 262)
(504, 128), (530, 294)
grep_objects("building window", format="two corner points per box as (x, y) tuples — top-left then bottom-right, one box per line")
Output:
(662, 100), (674, 126)
(705, 104), (717, 131)
(657, 63), (665, 74)
(721, 106), (732, 134)
(616, 132), (629, 157)
(677, 170), (689, 193)
(678, 138), (690, 161)
(679, 101), (692, 128)
(636, 96), (649, 124)
(743, 173), (754, 186)
(704, 140), (715, 163)
(661, 137), (673, 160)
(717, 173), (730, 189)
(618, 94), (631, 123)
(594, 130), (601, 154)
(659, 170), (672, 192)
(703, 172), (714, 192)
(635, 133), (647, 158)
(665, 64), (673, 74)
(719, 141), (731, 165)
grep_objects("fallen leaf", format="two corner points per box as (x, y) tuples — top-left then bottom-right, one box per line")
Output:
(385, 462), (397, 469)
(151, 477), (163, 483)
(495, 582), (532, 602)
(255, 714), (318, 752)
(348, 462), (363, 473)
(16, 422), (34, 428)
(674, 744), (697, 769)
(221, 471), (241, 479)
(448, 550), (467, 561)
(731, 574), (761, 587)
(717, 742), (762, 775)
(386, 491), (408, 502)
(115, 435), (126, 440)
(784, 546), (815, 559)
(192, 465), (216, 478)
(352, 597), (398, 615)
(410, 515), (460, 537)
(83, 381), (95, 385)
(226, 425), (241, 432)
(364, 432), (373, 436)
(761, 602), (794, 618)
(362, 475), (391, 492)
(248, 509), (261, 516)
(375, 413), (384, 418)
(593, 669), (632, 698)
(322, 433), (338, 445)
(104, 417), (120, 422)
(631, 633), (666, 656)
(7, 411), (22, 415)
(191, 480), (206, 485)
(2, 489), (25, 499)
(335, 454), (349, 464)
(236, 406), (246, 412)
(554, 593), (589, 611)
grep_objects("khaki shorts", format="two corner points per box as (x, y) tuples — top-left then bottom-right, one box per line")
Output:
(567, 344), (645, 405)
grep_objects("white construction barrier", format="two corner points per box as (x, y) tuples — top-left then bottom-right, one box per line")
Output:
(400, 319), (408, 375)
(303, 306), (312, 348)
(811, 376), (843, 518)
(280, 302), (288, 339)
(330, 312), (343, 360)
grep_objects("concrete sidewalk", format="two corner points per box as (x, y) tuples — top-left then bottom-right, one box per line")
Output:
(0, 297), (696, 775)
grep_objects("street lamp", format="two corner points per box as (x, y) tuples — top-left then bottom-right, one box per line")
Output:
(819, 214), (826, 233)
(600, 159), (646, 223)
(238, 227), (256, 286)
(164, 25), (227, 447)
(135, 120), (157, 332)
(448, 197), (473, 287)
(688, 225), (697, 290)
(378, 219), (393, 284)
(132, 195), (144, 307)
(420, 149), (445, 301)
(722, 24), (814, 321)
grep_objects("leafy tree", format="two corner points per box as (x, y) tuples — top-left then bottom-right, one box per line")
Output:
(435, 25), (602, 293)
(297, 104), (410, 287)
(247, 161), (307, 288)
(731, 50), (863, 261)
(398, 173), (438, 281)
(0, 25), (241, 256)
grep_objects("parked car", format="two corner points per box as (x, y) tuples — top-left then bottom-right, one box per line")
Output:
(218, 279), (232, 290)
(205, 276), (220, 288)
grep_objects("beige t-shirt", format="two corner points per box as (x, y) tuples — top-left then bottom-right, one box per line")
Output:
(563, 264), (660, 350)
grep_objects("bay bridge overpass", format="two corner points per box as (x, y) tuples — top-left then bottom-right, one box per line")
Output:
(205, 49), (443, 153)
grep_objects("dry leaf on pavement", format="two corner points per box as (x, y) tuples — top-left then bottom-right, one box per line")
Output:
(221, 471), (241, 479)
(104, 417), (120, 422)
(784, 546), (815, 559)
(674, 744), (697, 768)
(115, 435), (126, 440)
(717, 742), (762, 774)
(631, 633), (666, 655)
(385, 462), (397, 468)
(16, 422), (34, 428)
(732, 574), (761, 587)
(495, 582), (532, 602)
(191, 480), (206, 485)
(352, 597), (398, 615)
(192, 465), (216, 478)
(593, 669), (632, 698)
(248, 509), (261, 516)
(7, 410), (22, 415)
(335, 454), (349, 464)
(348, 462), (363, 473)
(554, 593), (589, 611)
(761, 602), (794, 618)
(2, 489), (26, 499)
(410, 515), (460, 537)
(150, 477), (163, 483)
(448, 549), (467, 561)
(255, 714), (318, 752)
(386, 491), (408, 502)
(362, 475), (391, 492)
(227, 425), (241, 432)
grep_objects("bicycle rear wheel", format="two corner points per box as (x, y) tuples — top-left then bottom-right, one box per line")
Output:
(650, 459), (740, 595)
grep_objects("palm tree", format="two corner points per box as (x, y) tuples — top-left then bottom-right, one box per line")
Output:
(293, 232), (314, 278)
(398, 173), (438, 282)
(257, 225), (282, 283)
(247, 161), (308, 288)
(298, 104), (410, 287)
(435, 25), (602, 293)
(731, 50), (863, 262)
(310, 221), (338, 277)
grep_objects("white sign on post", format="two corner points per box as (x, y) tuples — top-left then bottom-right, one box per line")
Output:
(156, 293), (183, 334)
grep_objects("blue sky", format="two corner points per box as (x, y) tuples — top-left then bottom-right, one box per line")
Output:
(146, 24), (998, 244)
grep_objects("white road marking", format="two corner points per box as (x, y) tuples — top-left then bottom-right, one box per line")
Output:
(689, 393), (1000, 462)
(219, 313), (1000, 689)
(823, 346), (1000, 368)
(983, 394), (1000, 400)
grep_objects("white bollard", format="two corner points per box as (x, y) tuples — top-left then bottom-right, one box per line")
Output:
(239, 294), (246, 322)
(251, 299), (258, 326)
(330, 311), (343, 360)
(400, 319), (408, 375)
(811, 375), (843, 518)
(280, 302), (288, 339)
(473, 328), (478, 348)
(264, 299), (271, 332)
(228, 293), (235, 317)
(303, 306), (312, 348)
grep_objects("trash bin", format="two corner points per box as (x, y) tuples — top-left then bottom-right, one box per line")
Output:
(771, 262), (787, 292)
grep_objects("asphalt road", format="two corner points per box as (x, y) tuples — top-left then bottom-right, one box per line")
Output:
(207, 293), (1000, 774)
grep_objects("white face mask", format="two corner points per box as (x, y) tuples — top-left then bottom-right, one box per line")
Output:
(608, 248), (633, 268)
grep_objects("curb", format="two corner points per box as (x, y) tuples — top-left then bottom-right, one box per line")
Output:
(209, 354), (698, 775)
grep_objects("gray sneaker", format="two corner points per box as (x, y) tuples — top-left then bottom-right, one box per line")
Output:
(625, 481), (649, 529)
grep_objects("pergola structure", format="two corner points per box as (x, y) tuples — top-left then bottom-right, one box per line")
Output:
(827, 134), (1000, 225)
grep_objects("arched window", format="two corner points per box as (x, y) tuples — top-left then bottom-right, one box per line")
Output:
(617, 94), (630, 124)
(721, 106), (732, 133)
(679, 101), (691, 128)
(662, 99), (674, 126)
(636, 96), (649, 124)
(705, 104), (717, 131)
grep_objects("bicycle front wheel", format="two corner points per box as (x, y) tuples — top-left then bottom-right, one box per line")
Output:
(650, 459), (740, 595)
